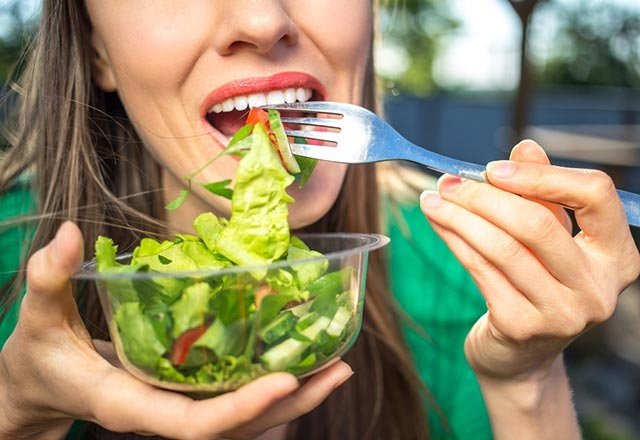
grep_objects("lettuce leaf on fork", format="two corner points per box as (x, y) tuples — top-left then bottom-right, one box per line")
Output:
(215, 124), (295, 267)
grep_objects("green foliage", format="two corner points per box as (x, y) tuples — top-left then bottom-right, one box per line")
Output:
(378, 0), (458, 96)
(536, 3), (640, 89)
(0, 2), (37, 84)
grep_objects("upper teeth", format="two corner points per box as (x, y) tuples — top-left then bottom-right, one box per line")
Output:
(208, 87), (313, 114)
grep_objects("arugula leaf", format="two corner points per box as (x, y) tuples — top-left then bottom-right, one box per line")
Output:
(294, 155), (318, 188)
(226, 123), (253, 151)
(165, 189), (190, 211)
(203, 179), (234, 200)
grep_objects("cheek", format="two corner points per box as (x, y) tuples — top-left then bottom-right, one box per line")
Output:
(88, 5), (216, 136)
(297, 2), (372, 70)
(96, 7), (212, 89)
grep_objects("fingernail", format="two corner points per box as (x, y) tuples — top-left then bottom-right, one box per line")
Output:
(486, 160), (517, 178)
(437, 175), (462, 193)
(420, 190), (442, 209)
(333, 370), (354, 390)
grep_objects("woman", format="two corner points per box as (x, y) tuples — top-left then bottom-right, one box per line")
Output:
(0, 1), (638, 439)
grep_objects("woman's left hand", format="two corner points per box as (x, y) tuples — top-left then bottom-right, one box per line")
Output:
(420, 140), (640, 382)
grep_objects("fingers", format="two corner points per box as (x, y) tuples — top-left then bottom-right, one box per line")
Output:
(23, 222), (85, 328)
(233, 360), (353, 437)
(486, 146), (628, 248)
(426, 220), (533, 317)
(509, 141), (573, 232)
(423, 175), (585, 289)
(91, 368), (300, 439)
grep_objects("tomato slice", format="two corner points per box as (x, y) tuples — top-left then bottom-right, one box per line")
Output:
(246, 107), (270, 129)
(170, 324), (207, 366)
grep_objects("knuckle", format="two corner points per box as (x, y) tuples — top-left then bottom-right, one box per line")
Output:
(587, 293), (617, 324)
(584, 170), (616, 203)
(521, 208), (558, 240)
(458, 180), (484, 203)
(462, 247), (494, 274)
(496, 236), (526, 264)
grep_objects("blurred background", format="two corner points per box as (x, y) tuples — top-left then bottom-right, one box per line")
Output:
(1, 0), (639, 438)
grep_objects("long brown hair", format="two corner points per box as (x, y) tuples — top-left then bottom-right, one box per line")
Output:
(0, 1), (429, 439)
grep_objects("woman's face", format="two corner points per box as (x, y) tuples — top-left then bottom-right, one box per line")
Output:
(85, 0), (372, 232)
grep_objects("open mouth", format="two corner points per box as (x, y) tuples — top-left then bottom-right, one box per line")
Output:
(202, 73), (326, 140)
(205, 87), (318, 137)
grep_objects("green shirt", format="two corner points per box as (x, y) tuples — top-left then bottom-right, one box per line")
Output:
(386, 200), (491, 439)
(0, 180), (491, 439)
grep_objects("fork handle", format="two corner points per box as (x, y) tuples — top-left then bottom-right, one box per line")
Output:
(402, 145), (640, 227)
(399, 144), (487, 182)
(618, 189), (640, 227)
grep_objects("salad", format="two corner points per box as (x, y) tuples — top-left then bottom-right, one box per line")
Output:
(94, 108), (357, 390)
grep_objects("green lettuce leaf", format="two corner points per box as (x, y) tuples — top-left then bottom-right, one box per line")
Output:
(193, 318), (247, 358)
(170, 282), (213, 338)
(115, 302), (166, 369)
(287, 245), (328, 288)
(216, 124), (295, 266)
(193, 212), (227, 253)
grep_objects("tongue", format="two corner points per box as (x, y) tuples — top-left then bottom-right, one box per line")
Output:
(207, 110), (247, 137)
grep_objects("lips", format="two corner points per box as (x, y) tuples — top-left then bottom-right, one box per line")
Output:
(201, 72), (326, 138)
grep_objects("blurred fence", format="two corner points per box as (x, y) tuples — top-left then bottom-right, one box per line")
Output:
(385, 87), (640, 191)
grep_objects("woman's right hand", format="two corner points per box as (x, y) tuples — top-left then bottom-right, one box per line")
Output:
(0, 222), (353, 440)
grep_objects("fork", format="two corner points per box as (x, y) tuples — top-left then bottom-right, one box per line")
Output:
(263, 101), (640, 228)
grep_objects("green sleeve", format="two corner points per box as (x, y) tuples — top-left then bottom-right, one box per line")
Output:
(0, 176), (88, 439)
(386, 200), (493, 440)
(0, 173), (37, 349)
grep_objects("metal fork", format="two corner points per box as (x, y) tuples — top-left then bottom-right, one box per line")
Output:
(264, 101), (640, 227)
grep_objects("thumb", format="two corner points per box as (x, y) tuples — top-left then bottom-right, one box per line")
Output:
(23, 221), (85, 326)
(508, 140), (573, 232)
(510, 139), (551, 164)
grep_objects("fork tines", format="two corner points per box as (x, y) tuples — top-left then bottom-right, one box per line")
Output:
(260, 101), (344, 115)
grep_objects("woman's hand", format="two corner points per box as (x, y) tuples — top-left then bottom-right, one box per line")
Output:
(0, 222), (353, 440)
(419, 140), (640, 438)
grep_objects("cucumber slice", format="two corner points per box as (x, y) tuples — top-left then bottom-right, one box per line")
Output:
(268, 109), (301, 174)
(261, 316), (330, 371)
(326, 306), (351, 338)
(258, 311), (297, 344)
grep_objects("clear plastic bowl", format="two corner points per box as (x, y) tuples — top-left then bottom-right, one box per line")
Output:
(75, 233), (389, 395)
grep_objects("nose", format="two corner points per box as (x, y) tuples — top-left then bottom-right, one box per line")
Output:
(214, 0), (299, 55)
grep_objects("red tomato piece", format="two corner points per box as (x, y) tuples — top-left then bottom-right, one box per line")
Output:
(170, 324), (207, 366)
(246, 107), (270, 129)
